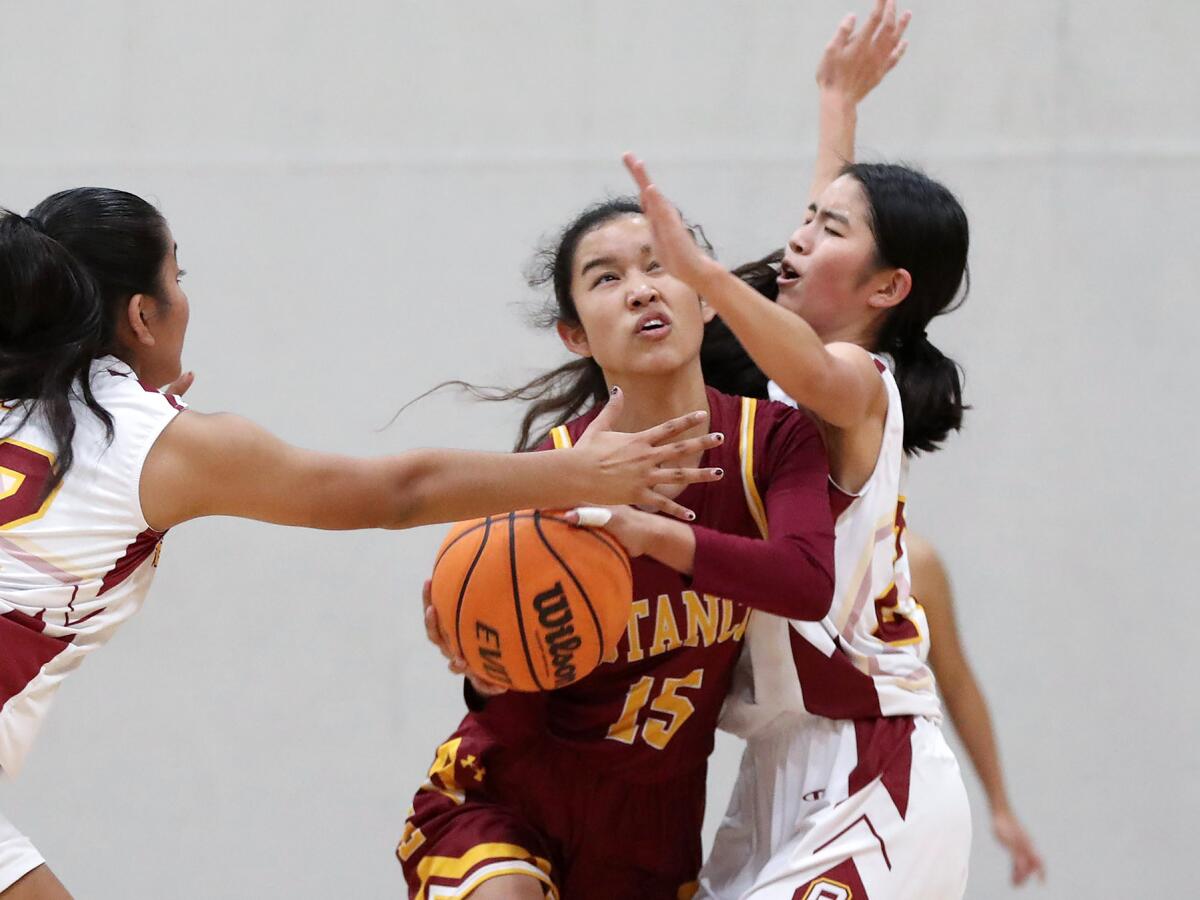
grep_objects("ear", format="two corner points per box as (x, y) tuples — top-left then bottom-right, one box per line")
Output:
(867, 268), (912, 311)
(699, 297), (717, 324)
(556, 320), (592, 358)
(125, 294), (157, 347)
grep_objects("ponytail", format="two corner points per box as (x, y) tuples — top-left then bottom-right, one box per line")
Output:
(0, 212), (113, 496)
(0, 188), (169, 492)
(844, 163), (971, 454)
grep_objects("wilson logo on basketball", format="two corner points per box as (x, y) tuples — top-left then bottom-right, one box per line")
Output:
(532, 582), (582, 687)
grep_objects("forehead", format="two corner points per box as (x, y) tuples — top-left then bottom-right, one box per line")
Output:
(818, 175), (868, 213)
(574, 214), (651, 268)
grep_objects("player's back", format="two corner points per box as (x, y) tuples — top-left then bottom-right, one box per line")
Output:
(0, 356), (183, 775)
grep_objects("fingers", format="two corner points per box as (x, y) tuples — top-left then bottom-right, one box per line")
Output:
(651, 431), (725, 467)
(641, 490), (697, 522)
(637, 410), (711, 447)
(864, 0), (886, 37)
(424, 602), (451, 659)
(649, 466), (724, 487)
(829, 13), (855, 49)
(582, 386), (623, 436)
(623, 152), (652, 192)
(568, 506), (614, 528)
(468, 674), (509, 697)
(886, 39), (908, 71)
(164, 370), (195, 396)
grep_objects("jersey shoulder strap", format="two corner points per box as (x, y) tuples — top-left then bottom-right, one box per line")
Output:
(550, 424), (573, 449)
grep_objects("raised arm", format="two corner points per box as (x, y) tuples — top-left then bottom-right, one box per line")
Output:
(910, 533), (1047, 886)
(625, 153), (882, 430)
(809, 0), (912, 202)
(139, 391), (725, 531)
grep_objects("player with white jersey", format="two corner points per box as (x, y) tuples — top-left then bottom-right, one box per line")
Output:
(623, 5), (974, 894)
(0, 189), (724, 899)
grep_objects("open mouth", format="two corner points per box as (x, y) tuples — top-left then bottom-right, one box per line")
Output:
(777, 259), (802, 288)
(634, 311), (672, 339)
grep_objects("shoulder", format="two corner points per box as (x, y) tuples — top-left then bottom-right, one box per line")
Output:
(90, 358), (186, 419)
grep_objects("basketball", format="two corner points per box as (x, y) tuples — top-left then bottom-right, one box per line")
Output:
(431, 509), (633, 692)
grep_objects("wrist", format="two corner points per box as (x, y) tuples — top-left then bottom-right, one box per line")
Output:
(693, 258), (734, 297)
(818, 88), (860, 114)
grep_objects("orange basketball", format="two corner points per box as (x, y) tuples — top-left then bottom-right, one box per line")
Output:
(431, 509), (632, 692)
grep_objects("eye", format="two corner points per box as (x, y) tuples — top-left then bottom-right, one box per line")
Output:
(823, 227), (842, 237)
(646, 260), (661, 272)
(592, 272), (617, 288)
(176, 269), (188, 282)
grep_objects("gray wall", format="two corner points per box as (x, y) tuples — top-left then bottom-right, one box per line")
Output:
(1, 1), (1195, 896)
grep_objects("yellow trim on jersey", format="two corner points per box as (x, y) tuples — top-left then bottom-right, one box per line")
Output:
(550, 425), (573, 450)
(0, 438), (62, 531)
(414, 842), (557, 900)
(800, 876), (853, 899)
(738, 397), (768, 539)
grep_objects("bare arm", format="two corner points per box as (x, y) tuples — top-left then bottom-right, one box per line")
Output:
(625, 154), (884, 429)
(910, 533), (1046, 886)
(139, 391), (724, 531)
(809, 1), (912, 202)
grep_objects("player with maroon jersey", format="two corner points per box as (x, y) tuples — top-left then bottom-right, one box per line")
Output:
(401, 200), (837, 899)
(0, 190), (725, 900)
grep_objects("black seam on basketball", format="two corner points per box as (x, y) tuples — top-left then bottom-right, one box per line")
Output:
(509, 511), (545, 690)
(537, 512), (632, 580)
(534, 512), (606, 678)
(453, 516), (493, 659)
(434, 519), (491, 569)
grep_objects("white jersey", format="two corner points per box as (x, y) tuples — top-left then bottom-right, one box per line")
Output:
(722, 355), (938, 737)
(0, 356), (184, 776)
(701, 357), (968, 899)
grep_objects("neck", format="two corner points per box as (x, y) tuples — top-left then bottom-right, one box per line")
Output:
(602, 359), (711, 438)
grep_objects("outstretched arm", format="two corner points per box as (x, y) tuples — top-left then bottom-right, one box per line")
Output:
(809, 0), (911, 202)
(910, 533), (1047, 886)
(139, 389), (725, 531)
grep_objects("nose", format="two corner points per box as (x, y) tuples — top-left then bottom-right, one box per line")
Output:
(626, 280), (658, 309)
(788, 226), (808, 256)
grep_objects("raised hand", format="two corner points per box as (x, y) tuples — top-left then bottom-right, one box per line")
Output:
(816, 0), (912, 104)
(572, 385), (724, 522)
(623, 153), (722, 291)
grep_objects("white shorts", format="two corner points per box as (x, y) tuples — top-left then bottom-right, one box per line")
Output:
(699, 715), (970, 900)
(0, 807), (44, 891)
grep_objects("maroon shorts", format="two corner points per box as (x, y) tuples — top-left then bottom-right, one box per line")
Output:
(398, 717), (706, 899)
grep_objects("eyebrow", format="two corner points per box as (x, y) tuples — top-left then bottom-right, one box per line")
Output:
(807, 203), (851, 228)
(579, 244), (653, 276)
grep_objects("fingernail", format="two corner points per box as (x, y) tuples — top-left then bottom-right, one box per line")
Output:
(714, 432), (725, 442)
(611, 386), (620, 396)
(687, 510), (696, 521)
(713, 468), (724, 478)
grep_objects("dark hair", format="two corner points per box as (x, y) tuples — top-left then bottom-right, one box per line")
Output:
(846, 163), (969, 453)
(701, 164), (970, 454)
(442, 197), (712, 451)
(0, 188), (170, 493)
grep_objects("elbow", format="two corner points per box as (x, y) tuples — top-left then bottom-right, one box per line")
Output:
(783, 550), (836, 621)
(380, 451), (435, 529)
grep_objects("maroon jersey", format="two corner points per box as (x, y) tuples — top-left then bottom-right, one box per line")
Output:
(468, 388), (835, 781)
